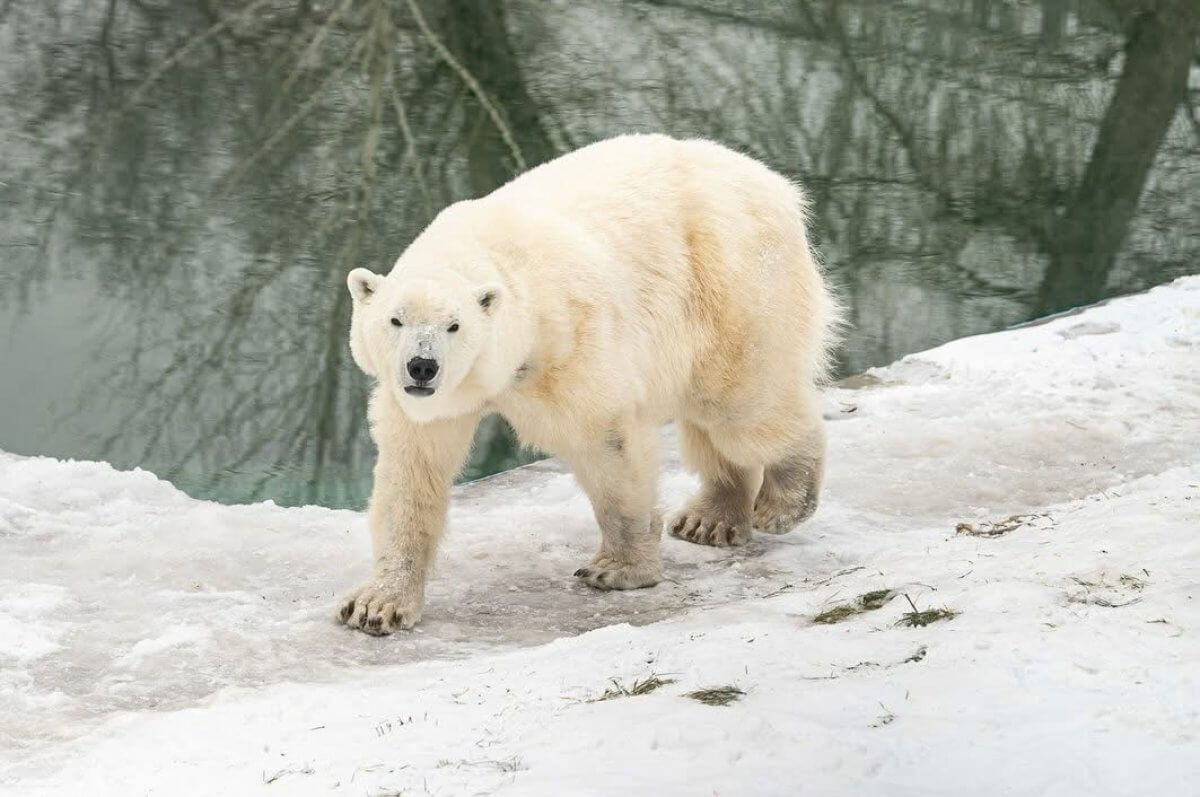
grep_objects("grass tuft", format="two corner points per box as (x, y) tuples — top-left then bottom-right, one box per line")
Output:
(1067, 570), (1148, 607)
(684, 685), (745, 706)
(955, 513), (1045, 537)
(812, 588), (897, 624)
(897, 594), (959, 627)
(589, 674), (675, 702)
(812, 604), (860, 624)
(858, 589), (896, 610)
(873, 702), (897, 727)
(437, 756), (524, 772)
(1118, 573), (1147, 591)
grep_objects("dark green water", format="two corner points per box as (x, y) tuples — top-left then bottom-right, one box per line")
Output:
(1, 0), (1198, 508)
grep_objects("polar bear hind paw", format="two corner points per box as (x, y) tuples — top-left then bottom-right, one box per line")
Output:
(752, 480), (818, 535)
(752, 454), (821, 534)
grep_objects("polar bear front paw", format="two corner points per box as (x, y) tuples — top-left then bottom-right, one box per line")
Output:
(337, 575), (423, 636)
(574, 555), (661, 591)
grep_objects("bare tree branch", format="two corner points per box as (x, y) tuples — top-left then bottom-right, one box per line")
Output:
(403, 0), (526, 171)
(222, 34), (367, 190)
(122, 0), (272, 112)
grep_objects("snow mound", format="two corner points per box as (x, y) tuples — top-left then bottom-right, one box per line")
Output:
(1, 276), (1198, 795)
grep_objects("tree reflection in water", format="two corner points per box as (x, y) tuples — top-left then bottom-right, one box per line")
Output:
(0, 0), (1196, 507)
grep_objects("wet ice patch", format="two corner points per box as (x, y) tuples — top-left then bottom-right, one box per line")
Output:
(0, 616), (62, 662)
(1059, 321), (1121, 339)
(872, 356), (949, 384)
(113, 625), (212, 669)
(0, 584), (72, 662)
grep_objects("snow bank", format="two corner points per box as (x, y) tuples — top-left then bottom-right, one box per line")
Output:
(2, 276), (1197, 795)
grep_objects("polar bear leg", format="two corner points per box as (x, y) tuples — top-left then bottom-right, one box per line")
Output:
(568, 421), (663, 591)
(752, 392), (825, 535)
(668, 422), (761, 547)
(674, 387), (825, 543)
(338, 409), (480, 635)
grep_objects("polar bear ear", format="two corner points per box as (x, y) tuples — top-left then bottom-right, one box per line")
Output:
(347, 268), (382, 303)
(476, 283), (502, 315)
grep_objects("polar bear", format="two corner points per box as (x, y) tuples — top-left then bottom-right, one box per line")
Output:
(339, 134), (840, 635)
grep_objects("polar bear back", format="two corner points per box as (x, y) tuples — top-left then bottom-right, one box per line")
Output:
(401, 134), (838, 434)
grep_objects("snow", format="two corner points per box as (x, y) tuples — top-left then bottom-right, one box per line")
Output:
(2, 276), (1198, 795)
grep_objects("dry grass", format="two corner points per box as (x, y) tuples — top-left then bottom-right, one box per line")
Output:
(858, 589), (896, 610)
(897, 594), (959, 627)
(812, 604), (860, 624)
(812, 588), (898, 624)
(589, 674), (676, 703)
(1118, 573), (1147, 591)
(684, 686), (745, 706)
(1066, 571), (1148, 607)
(955, 513), (1047, 537)
(873, 702), (896, 727)
(436, 756), (524, 773)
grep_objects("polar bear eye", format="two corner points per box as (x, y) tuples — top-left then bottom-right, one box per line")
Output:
(390, 318), (402, 328)
(447, 323), (459, 333)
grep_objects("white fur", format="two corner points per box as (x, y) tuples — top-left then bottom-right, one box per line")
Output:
(339, 134), (841, 635)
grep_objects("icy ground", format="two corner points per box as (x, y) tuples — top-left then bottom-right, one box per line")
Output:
(2, 277), (1198, 796)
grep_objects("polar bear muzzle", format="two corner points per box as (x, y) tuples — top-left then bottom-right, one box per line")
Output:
(404, 356), (439, 396)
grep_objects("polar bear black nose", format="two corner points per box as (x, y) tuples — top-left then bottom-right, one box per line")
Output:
(407, 357), (439, 382)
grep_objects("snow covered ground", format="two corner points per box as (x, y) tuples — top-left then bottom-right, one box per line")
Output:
(2, 276), (1198, 796)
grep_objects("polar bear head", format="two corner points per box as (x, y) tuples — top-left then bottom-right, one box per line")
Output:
(346, 265), (505, 421)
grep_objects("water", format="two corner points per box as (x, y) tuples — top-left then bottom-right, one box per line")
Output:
(1, 0), (1197, 508)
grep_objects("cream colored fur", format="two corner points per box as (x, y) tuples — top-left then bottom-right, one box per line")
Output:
(339, 134), (841, 635)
